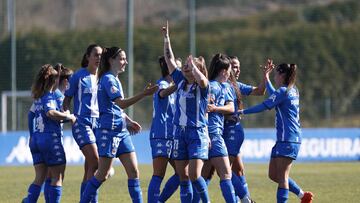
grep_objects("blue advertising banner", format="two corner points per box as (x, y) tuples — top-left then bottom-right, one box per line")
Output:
(1, 128), (359, 165)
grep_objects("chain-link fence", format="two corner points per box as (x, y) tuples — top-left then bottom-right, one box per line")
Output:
(1, 0), (359, 131)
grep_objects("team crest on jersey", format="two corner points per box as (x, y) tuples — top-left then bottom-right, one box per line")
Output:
(110, 86), (118, 94)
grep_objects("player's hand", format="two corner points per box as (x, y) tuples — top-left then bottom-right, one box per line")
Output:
(162, 21), (169, 38)
(263, 58), (275, 78)
(68, 114), (77, 125)
(207, 104), (217, 113)
(143, 83), (159, 96)
(127, 120), (142, 135)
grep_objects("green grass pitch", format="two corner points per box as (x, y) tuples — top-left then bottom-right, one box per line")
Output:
(1, 162), (359, 202)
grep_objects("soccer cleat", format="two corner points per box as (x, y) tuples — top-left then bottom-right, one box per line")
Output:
(300, 191), (314, 203)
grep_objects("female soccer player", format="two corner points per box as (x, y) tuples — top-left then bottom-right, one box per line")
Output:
(224, 56), (266, 203)
(205, 53), (238, 203)
(42, 63), (73, 202)
(162, 22), (210, 203)
(239, 61), (314, 203)
(23, 64), (76, 203)
(63, 44), (102, 202)
(80, 47), (158, 203)
(147, 56), (179, 203)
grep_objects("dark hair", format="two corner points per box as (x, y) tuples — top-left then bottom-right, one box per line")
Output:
(228, 56), (238, 60)
(31, 64), (58, 99)
(158, 56), (169, 77)
(54, 63), (73, 84)
(98, 47), (123, 80)
(81, 44), (102, 67)
(208, 53), (231, 80)
(276, 63), (297, 89)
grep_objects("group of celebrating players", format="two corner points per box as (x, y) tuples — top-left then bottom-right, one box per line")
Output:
(22, 22), (313, 203)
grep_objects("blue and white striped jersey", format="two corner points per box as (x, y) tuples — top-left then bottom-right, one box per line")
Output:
(150, 78), (176, 139)
(171, 69), (209, 127)
(263, 86), (301, 143)
(64, 68), (99, 118)
(97, 72), (125, 131)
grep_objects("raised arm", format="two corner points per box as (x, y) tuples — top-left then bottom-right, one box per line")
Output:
(114, 83), (159, 109)
(188, 55), (208, 88)
(162, 21), (178, 74)
(264, 59), (276, 95)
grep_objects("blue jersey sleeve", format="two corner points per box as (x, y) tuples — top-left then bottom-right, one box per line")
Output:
(42, 95), (57, 114)
(64, 74), (77, 97)
(223, 83), (234, 103)
(238, 82), (254, 96)
(171, 69), (184, 86)
(243, 103), (267, 114)
(157, 80), (168, 99)
(263, 87), (287, 109)
(266, 80), (276, 95)
(103, 75), (123, 101)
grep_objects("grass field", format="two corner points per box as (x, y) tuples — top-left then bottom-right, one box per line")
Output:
(1, 162), (359, 202)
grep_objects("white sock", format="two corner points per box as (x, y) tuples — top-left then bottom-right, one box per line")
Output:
(298, 190), (304, 199)
(241, 195), (251, 203)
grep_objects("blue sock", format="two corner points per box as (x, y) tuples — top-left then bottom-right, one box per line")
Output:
(80, 182), (86, 199)
(277, 188), (289, 203)
(80, 177), (102, 203)
(288, 178), (301, 196)
(49, 186), (62, 203)
(231, 173), (249, 199)
(180, 180), (193, 203)
(91, 187), (99, 203)
(220, 179), (237, 203)
(128, 178), (143, 203)
(44, 178), (51, 203)
(158, 174), (180, 202)
(192, 184), (200, 203)
(147, 175), (163, 203)
(26, 183), (41, 203)
(192, 177), (210, 203)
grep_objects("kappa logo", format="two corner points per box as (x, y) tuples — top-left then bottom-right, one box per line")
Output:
(77, 134), (82, 139)
(56, 152), (61, 156)
(157, 143), (163, 147)
(75, 128), (80, 133)
(101, 136), (107, 140)
(102, 129), (108, 134)
(101, 143), (106, 147)
(53, 139), (58, 143)
(230, 136), (235, 140)
(54, 145), (60, 149)
(157, 149), (163, 154)
(52, 133), (57, 137)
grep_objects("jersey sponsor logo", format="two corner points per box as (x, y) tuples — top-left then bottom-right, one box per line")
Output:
(83, 87), (97, 94)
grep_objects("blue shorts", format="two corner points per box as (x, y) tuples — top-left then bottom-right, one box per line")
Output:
(72, 116), (97, 149)
(150, 138), (173, 159)
(209, 131), (228, 158)
(172, 126), (209, 160)
(271, 142), (301, 160)
(96, 128), (135, 158)
(30, 132), (66, 166)
(223, 121), (244, 156)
